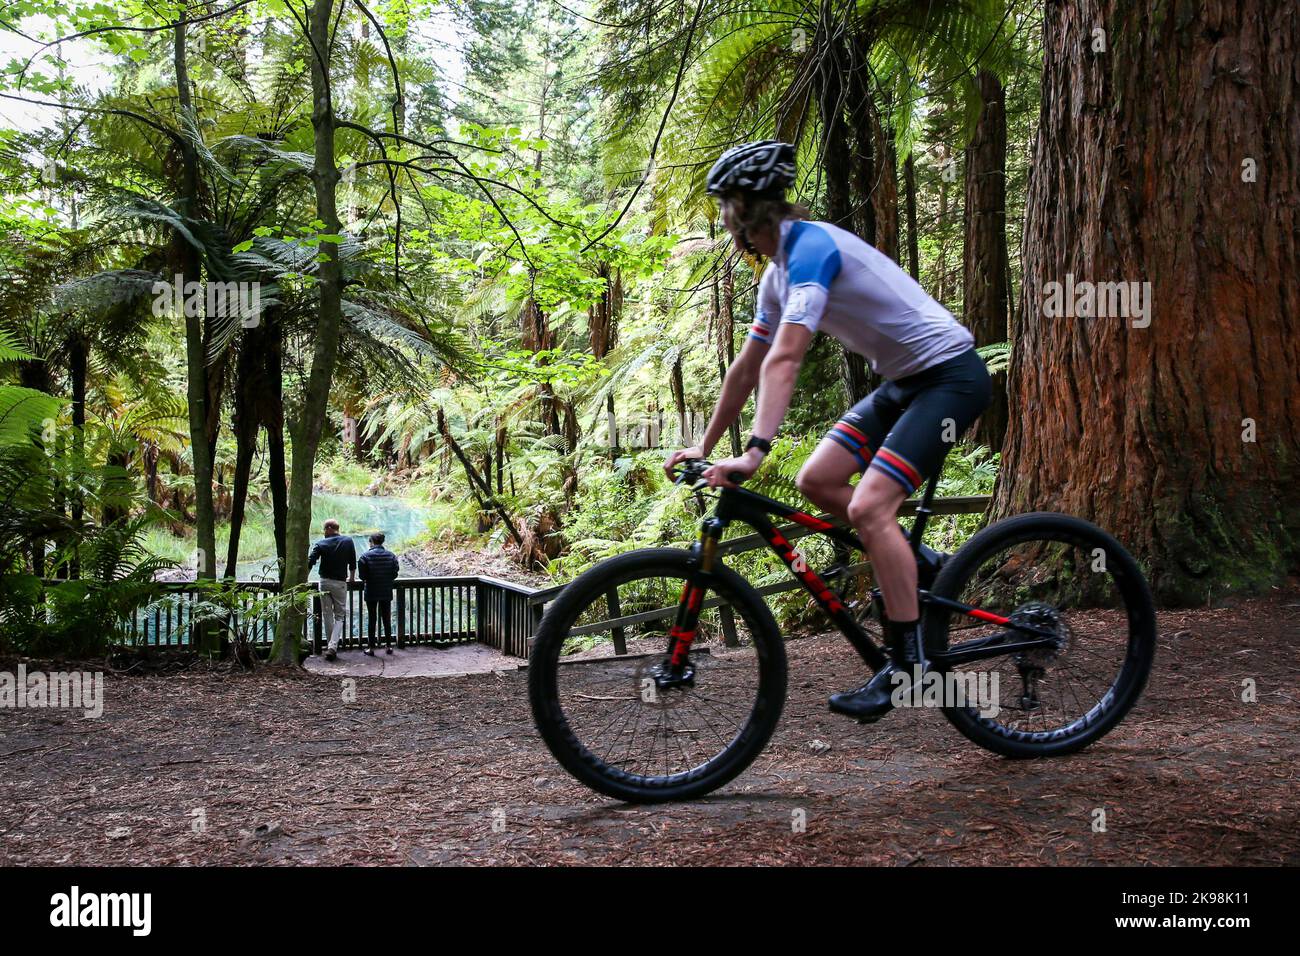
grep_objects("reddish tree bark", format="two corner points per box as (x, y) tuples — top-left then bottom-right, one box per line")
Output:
(869, 104), (899, 263)
(994, 0), (1300, 603)
(963, 69), (1010, 451)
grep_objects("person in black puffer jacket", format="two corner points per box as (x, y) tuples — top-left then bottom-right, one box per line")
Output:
(357, 532), (400, 655)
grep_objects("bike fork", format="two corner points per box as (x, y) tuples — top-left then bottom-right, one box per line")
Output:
(658, 519), (723, 688)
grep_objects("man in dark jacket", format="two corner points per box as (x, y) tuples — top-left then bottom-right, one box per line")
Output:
(308, 519), (356, 661)
(357, 532), (400, 656)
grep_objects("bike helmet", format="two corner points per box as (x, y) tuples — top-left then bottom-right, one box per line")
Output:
(706, 140), (796, 198)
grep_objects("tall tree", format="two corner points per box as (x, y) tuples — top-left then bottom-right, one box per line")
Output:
(993, 0), (1300, 602)
(963, 68), (1010, 450)
(173, 14), (220, 646)
(271, 0), (349, 663)
(903, 153), (920, 279)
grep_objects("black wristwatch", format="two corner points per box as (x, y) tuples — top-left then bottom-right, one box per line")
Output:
(745, 436), (772, 456)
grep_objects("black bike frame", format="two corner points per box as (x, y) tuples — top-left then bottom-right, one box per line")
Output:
(673, 468), (1054, 675)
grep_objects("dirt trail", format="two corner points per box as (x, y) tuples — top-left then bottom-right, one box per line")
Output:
(1, 594), (1296, 865)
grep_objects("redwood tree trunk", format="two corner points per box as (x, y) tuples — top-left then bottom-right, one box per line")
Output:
(869, 105), (899, 262)
(993, 0), (1300, 603)
(963, 69), (1010, 451)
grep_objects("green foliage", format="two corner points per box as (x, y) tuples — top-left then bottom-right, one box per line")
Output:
(0, 504), (172, 656)
(545, 433), (998, 631)
(976, 341), (1010, 375)
(316, 455), (379, 496)
(147, 579), (311, 665)
(0, 0), (1029, 643)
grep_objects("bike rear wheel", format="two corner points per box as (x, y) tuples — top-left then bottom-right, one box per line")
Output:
(529, 548), (787, 803)
(924, 512), (1156, 758)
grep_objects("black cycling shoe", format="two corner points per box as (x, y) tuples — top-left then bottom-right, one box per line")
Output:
(829, 617), (938, 722)
(828, 664), (900, 722)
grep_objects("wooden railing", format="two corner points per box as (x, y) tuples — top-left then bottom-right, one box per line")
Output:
(122, 494), (991, 658)
(124, 576), (539, 656)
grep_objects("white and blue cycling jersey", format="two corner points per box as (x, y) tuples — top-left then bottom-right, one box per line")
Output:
(749, 219), (974, 381)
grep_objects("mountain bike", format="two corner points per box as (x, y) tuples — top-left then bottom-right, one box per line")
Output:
(528, 457), (1156, 803)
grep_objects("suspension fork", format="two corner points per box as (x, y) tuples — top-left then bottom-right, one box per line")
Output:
(666, 516), (725, 670)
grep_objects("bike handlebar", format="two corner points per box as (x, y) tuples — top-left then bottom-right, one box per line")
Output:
(671, 458), (746, 486)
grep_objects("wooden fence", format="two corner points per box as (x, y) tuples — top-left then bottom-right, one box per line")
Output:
(125, 575), (539, 657)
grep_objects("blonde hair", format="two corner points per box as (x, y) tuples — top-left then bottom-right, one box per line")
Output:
(720, 194), (809, 243)
(323, 519), (340, 533)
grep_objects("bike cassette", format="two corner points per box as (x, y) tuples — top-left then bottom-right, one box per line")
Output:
(1009, 601), (1070, 665)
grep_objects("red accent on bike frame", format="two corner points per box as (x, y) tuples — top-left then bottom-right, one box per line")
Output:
(669, 626), (697, 665)
(967, 608), (1012, 625)
(768, 530), (845, 614)
(669, 586), (704, 665)
(787, 511), (835, 531)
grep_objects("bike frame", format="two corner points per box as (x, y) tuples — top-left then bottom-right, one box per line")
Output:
(671, 466), (1056, 675)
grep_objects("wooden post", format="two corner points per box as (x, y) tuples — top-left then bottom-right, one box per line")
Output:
(606, 588), (627, 656)
(395, 587), (406, 649)
(346, 584), (354, 650)
(311, 592), (322, 656)
(719, 604), (740, 648)
(476, 580), (487, 646)
(526, 599), (545, 658)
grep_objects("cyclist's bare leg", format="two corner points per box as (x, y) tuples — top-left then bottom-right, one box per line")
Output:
(826, 466), (919, 720)
(794, 439), (861, 520)
(846, 470), (916, 621)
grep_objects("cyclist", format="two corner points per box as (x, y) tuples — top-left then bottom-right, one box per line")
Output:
(665, 140), (992, 722)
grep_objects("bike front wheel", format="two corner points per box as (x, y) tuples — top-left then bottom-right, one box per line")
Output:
(925, 512), (1157, 758)
(529, 548), (787, 803)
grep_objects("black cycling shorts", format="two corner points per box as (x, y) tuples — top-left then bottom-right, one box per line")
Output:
(824, 347), (992, 494)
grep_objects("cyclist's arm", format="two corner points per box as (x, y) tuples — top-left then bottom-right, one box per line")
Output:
(748, 223), (841, 442)
(751, 321), (814, 442)
(697, 334), (766, 455)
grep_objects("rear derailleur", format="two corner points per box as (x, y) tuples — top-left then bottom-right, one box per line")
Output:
(1009, 602), (1068, 712)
